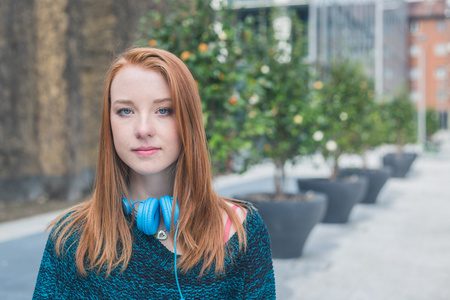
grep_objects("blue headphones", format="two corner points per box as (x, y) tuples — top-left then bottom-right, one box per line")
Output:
(122, 195), (180, 236)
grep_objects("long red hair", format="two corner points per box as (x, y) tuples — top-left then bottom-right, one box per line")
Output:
(50, 47), (247, 276)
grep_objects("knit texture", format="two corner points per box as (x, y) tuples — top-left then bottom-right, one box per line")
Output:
(33, 206), (276, 299)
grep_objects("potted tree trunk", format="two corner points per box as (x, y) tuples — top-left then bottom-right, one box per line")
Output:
(297, 59), (371, 223)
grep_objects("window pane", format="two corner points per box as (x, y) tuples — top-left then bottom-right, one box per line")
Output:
(410, 67), (420, 80)
(436, 90), (447, 102)
(436, 20), (445, 32)
(410, 45), (420, 57)
(410, 90), (420, 102)
(410, 21), (419, 33)
(435, 67), (447, 80)
(434, 43), (447, 56)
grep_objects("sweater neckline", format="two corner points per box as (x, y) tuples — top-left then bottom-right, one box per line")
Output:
(131, 205), (254, 259)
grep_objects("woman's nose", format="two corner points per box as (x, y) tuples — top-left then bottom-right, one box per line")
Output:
(135, 115), (155, 138)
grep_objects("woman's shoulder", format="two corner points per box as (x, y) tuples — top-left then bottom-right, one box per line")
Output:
(224, 199), (266, 237)
(223, 199), (264, 227)
(243, 203), (266, 229)
(224, 200), (248, 221)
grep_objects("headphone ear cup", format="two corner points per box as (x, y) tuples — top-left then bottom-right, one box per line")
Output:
(159, 195), (179, 232)
(136, 197), (160, 235)
(122, 198), (132, 215)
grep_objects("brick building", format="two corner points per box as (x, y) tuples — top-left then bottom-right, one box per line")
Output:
(408, 0), (450, 129)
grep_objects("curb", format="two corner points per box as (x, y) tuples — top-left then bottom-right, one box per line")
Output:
(0, 210), (64, 243)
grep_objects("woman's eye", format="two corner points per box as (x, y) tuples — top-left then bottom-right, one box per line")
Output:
(157, 108), (173, 115)
(118, 108), (132, 116)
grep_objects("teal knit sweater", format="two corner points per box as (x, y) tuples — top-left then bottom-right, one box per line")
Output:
(33, 207), (276, 299)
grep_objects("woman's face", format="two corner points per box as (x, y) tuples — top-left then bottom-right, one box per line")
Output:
(110, 65), (181, 177)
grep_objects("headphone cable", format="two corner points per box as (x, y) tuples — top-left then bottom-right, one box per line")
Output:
(174, 222), (185, 300)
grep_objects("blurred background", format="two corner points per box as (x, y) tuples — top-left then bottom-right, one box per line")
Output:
(0, 0), (448, 209)
(1, 0), (450, 299)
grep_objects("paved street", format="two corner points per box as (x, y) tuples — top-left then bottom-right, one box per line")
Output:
(1, 133), (450, 299)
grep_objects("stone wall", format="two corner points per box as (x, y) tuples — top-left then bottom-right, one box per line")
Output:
(0, 0), (157, 202)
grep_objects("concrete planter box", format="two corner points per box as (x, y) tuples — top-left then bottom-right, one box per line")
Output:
(297, 176), (368, 223)
(240, 192), (328, 258)
(338, 168), (390, 204)
(382, 152), (417, 178)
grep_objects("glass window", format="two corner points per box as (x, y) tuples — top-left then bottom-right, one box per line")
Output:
(436, 90), (447, 102)
(410, 90), (420, 103)
(436, 20), (446, 32)
(410, 21), (419, 34)
(409, 67), (420, 80)
(385, 68), (393, 80)
(434, 43), (447, 56)
(435, 67), (447, 80)
(410, 45), (420, 57)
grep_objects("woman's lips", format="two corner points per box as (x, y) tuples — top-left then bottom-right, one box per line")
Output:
(132, 146), (161, 157)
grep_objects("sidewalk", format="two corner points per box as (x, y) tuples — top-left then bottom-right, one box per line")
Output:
(1, 132), (449, 299)
(272, 132), (450, 299)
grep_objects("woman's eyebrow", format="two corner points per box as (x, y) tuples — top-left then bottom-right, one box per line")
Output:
(111, 98), (172, 106)
(153, 98), (172, 104)
(111, 99), (133, 105)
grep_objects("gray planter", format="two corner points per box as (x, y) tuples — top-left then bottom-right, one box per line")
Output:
(241, 192), (328, 258)
(297, 176), (368, 224)
(338, 168), (390, 204)
(382, 152), (417, 178)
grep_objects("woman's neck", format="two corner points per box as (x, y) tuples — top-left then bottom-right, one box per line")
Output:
(128, 167), (175, 201)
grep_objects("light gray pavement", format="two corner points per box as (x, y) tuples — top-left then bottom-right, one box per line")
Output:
(1, 132), (450, 299)
(272, 153), (450, 300)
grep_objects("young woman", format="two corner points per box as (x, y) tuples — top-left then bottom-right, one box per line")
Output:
(33, 47), (276, 299)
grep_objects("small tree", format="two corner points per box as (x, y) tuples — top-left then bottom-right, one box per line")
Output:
(313, 59), (376, 179)
(136, 0), (251, 174)
(359, 102), (386, 168)
(239, 9), (318, 199)
(380, 89), (417, 155)
(336, 77), (388, 170)
(426, 109), (440, 140)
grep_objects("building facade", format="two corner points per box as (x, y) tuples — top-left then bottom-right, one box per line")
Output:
(308, 0), (408, 98)
(231, 0), (409, 98)
(408, 0), (450, 129)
